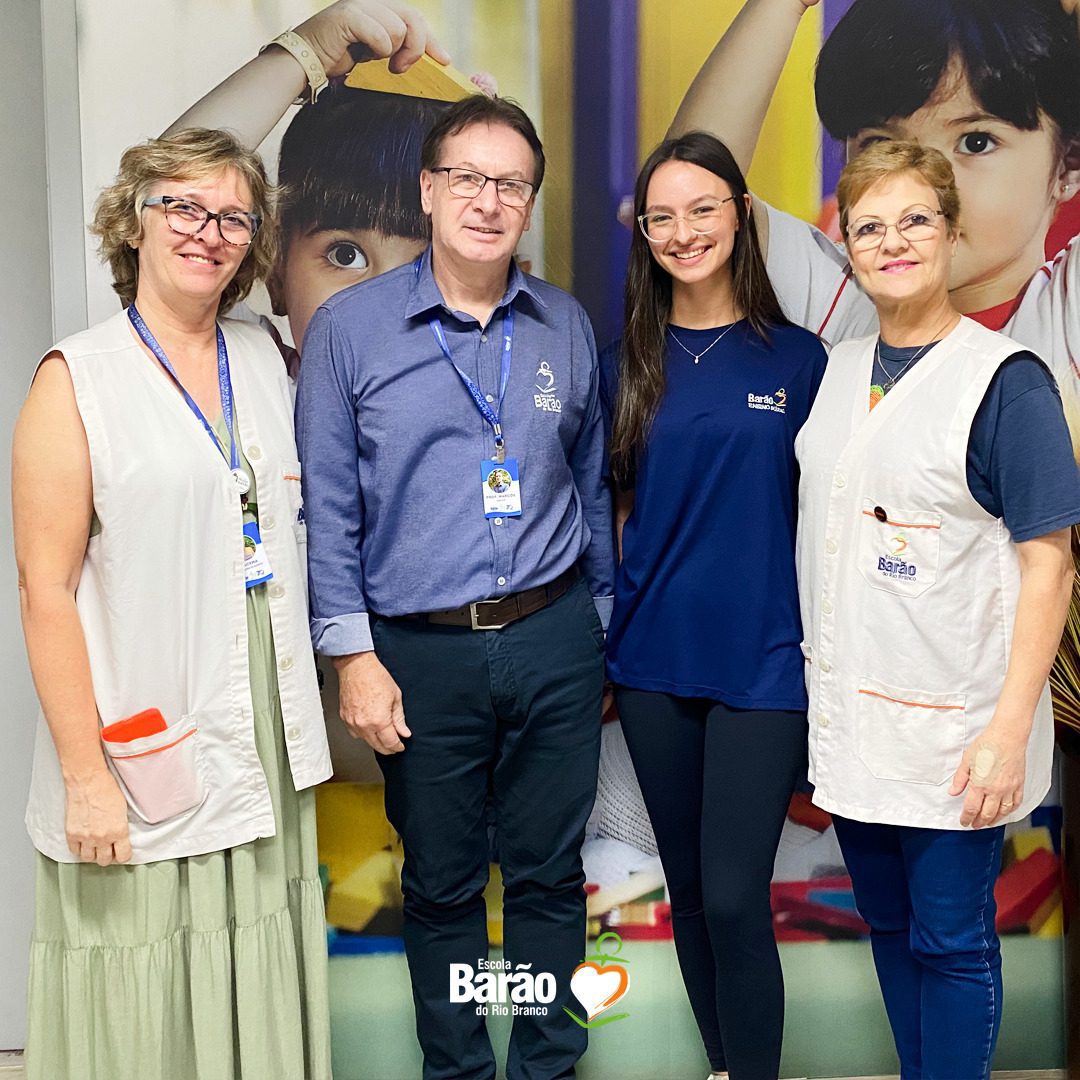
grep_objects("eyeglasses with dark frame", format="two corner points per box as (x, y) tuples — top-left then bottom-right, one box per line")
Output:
(638, 196), (737, 243)
(142, 195), (261, 247)
(846, 208), (946, 251)
(430, 167), (536, 209)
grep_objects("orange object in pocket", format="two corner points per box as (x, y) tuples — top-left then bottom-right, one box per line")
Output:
(101, 712), (205, 824)
(101, 708), (167, 743)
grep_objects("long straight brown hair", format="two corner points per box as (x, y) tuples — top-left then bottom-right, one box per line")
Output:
(609, 132), (789, 484)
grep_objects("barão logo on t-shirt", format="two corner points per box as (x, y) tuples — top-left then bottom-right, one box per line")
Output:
(747, 387), (787, 414)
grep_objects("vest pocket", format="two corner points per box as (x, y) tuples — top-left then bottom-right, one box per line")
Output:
(857, 501), (941, 598)
(855, 677), (967, 785)
(282, 460), (306, 542)
(101, 712), (207, 824)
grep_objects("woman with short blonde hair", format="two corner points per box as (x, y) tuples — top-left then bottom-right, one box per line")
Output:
(15, 127), (331, 1080)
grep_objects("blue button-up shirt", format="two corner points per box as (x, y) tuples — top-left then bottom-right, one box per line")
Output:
(295, 248), (615, 655)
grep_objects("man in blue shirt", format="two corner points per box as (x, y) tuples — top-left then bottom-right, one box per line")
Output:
(296, 95), (613, 1080)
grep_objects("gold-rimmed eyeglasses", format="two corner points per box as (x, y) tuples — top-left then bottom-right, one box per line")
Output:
(846, 208), (946, 251)
(637, 196), (737, 243)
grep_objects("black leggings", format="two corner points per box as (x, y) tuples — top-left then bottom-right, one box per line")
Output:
(615, 688), (807, 1080)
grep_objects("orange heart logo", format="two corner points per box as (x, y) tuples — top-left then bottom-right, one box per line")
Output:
(569, 961), (630, 1020)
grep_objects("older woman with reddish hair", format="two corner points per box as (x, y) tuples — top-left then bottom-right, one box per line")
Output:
(796, 140), (1080, 1078)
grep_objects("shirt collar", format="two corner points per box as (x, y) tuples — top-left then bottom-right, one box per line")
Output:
(404, 245), (547, 322)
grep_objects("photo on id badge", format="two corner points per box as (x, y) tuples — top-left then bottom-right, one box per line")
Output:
(482, 458), (522, 518)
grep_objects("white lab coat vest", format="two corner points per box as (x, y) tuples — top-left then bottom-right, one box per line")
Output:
(25, 310), (331, 863)
(795, 316), (1054, 829)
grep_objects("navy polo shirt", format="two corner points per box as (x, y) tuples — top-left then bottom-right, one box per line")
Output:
(600, 321), (828, 710)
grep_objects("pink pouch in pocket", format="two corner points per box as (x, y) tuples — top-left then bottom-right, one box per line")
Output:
(100, 709), (205, 824)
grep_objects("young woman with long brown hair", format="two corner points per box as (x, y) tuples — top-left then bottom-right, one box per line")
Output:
(601, 131), (827, 1080)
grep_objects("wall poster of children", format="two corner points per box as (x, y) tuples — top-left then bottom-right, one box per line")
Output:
(66, 1), (1080, 1076)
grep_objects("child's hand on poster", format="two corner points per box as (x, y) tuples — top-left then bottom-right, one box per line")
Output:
(295, 0), (451, 80)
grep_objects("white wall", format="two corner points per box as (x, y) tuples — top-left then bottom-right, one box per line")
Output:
(0, 0), (55, 1050)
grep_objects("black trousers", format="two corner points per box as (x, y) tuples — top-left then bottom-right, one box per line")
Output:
(615, 688), (807, 1080)
(374, 580), (604, 1080)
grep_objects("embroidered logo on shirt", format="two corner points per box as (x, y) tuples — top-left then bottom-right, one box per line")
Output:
(534, 360), (563, 412)
(747, 387), (787, 414)
(877, 534), (917, 579)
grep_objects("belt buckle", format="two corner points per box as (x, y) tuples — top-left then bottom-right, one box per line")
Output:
(470, 598), (508, 631)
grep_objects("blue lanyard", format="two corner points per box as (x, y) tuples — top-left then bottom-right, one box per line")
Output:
(128, 304), (241, 478)
(429, 309), (514, 461)
(416, 255), (515, 462)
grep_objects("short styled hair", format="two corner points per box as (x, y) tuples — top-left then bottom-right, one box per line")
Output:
(90, 127), (277, 313)
(836, 141), (961, 240)
(420, 95), (545, 192)
(816, 0), (1080, 151)
(278, 86), (451, 243)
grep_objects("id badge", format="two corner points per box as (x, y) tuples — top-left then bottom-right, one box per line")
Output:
(481, 458), (522, 518)
(243, 521), (274, 588)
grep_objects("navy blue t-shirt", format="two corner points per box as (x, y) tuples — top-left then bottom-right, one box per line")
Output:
(600, 321), (828, 709)
(875, 343), (1080, 542)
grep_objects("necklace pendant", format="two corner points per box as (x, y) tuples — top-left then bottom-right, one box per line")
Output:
(693, 356), (700, 365)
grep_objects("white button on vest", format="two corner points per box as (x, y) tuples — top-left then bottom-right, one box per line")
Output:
(822, 599), (834, 615)
(269, 583), (285, 599)
(833, 473), (846, 487)
(494, 518), (503, 526)
(819, 659), (832, 673)
(263, 516), (276, 530)
(287, 726), (301, 741)
(818, 714), (829, 728)
(279, 656), (294, 671)
(486, 394), (495, 403)
(481, 334), (488, 343)
(497, 576), (507, 586)
(825, 539), (838, 554)
(248, 445), (262, 461)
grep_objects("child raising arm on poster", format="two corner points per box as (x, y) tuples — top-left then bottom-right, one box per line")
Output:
(165, 1), (453, 355)
(671, 0), (1080, 397)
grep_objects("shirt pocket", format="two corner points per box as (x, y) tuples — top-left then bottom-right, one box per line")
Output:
(855, 676), (967, 786)
(857, 500), (941, 598)
(282, 460), (305, 536)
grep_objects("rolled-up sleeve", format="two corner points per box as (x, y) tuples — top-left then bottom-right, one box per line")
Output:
(295, 307), (373, 654)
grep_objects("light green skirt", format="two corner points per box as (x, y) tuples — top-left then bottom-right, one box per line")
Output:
(26, 584), (332, 1080)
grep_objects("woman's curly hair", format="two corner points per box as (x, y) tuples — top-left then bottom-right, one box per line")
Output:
(90, 128), (278, 314)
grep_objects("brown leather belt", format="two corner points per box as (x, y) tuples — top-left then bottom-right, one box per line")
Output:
(384, 566), (579, 631)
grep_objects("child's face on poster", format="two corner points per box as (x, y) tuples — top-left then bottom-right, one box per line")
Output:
(846, 63), (1076, 311)
(276, 227), (427, 349)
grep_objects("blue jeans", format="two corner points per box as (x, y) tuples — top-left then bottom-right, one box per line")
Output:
(831, 816), (1005, 1080)
(374, 580), (603, 1080)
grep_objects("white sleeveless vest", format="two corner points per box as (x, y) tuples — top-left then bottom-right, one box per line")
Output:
(795, 317), (1054, 829)
(25, 310), (332, 863)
